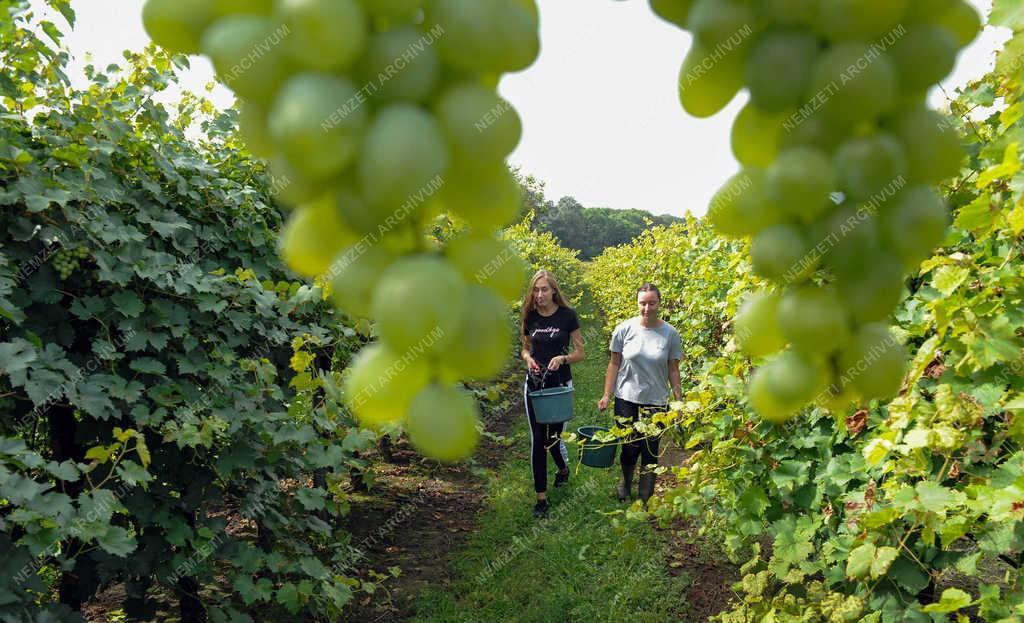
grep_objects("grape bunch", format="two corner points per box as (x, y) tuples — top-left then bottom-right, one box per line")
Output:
(651, 0), (978, 423)
(142, 0), (534, 460)
(52, 245), (90, 280)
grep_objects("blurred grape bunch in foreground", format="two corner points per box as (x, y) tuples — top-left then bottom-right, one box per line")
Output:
(142, 0), (535, 460)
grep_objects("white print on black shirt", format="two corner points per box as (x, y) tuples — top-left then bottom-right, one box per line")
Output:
(531, 327), (560, 338)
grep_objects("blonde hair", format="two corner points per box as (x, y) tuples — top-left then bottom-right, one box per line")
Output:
(520, 269), (568, 329)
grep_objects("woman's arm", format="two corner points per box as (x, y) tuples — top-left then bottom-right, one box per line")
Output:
(547, 328), (585, 370)
(521, 334), (540, 372)
(598, 351), (622, 410)
(668, 358), (683, 402)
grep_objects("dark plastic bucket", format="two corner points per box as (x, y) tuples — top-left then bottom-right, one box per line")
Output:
(528, 386), (574, 424)
(577, 425), (617, 468)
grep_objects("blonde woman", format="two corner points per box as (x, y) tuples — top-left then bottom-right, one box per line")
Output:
(520, 270), (585, 518)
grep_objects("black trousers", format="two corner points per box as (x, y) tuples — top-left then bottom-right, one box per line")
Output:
(614, 398), (667, 470)
(524, 378), (570, 493)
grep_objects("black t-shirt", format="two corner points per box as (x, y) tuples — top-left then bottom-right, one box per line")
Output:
(523, 306), (580, 386)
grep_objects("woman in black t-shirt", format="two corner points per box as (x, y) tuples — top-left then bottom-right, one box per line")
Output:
(520, 269), (585, 518)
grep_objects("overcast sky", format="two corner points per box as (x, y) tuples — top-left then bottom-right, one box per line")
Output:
(38, 0), (1010, 218)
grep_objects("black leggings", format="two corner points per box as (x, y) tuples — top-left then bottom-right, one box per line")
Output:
(615, 398), (666, 470)
(524, 379), (570, 493)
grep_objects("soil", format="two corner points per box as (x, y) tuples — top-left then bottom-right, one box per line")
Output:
(339, 389), (521, 622)
(657, 440), (742, 622)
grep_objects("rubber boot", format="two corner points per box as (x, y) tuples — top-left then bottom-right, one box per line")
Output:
(637, 471), (656, 510)
(617, 462), (636, 502)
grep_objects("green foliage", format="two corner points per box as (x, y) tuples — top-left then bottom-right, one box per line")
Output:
(0, 4), (372, 620)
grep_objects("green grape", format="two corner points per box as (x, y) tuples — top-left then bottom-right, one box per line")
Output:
(142, 0), (216, 54)
(777, 287), (850, 354)
(280, 194), (358, 277)
(734, 291), (786, 358)
(707, 168), (783, 238)
(933, 0), (982, 47)
(762, 0), (817, 27)
(329, 241), (396, 319)
(370, 255), (466, 355)
(765, 146), (836, 222)
(904, 0), (954, 19)
(686, 0), (756, 48)
(333, 186), (420, 256)
(215, 0), (273, 16)
(677, 40), (745, 118)
(268, 73), (368, 182)
(648, 0), (694, 29)
(748, 350), (825, 423)
(888, 24), (959, 92)
(202, 16), (291, 105)
(492, 0), (541, 73)
(835, 253), (904, 323)
(359, 0), (424, 21)
(805, 42), (896, 125)
(879, 185), (949, 269)
(334, 183), (376, 235)
(343, 343), (431, 428)
(445, 234), (526, 302)
(435, 160), (521, 232)
(405, 384), (481, 462)
(437, 285), (512, 382)
(359, 104), (449, 218)
(277, 0), (367, 72)
(837, 323), (906, 401)
(268, 153), (323, 205)
(428, 0), (539, 74)
(887, 108), (964, 184)
(779, 109), (847, 153)
(815, 378), (859, 413)
(750, 224), (817, 283)
(833, 132), (907, 203)
(237, 101), (274, 158)
(731, 103), (787, 168)
(815, 204), (880, 275)
(359, 26), (441, 103)
(745, 29), (820, 113)
(813, 0), (909, 41)
(436, 84), (521, 164)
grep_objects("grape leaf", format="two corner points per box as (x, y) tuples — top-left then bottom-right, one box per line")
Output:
(110, 291), (145, 318)
(96, 525), (136, 557)
(129, 358), (166, 375)
(0, 339), (37, 376)
(922, 588), (973, 613)
(932, 265), (970, 296)
(916, 481), (961, 514)
(871, 546), (899, 579)
(991, 0), (1024, 30)
(846, 543), (875, 579)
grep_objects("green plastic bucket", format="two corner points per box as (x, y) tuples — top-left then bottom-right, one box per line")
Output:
(528, 385), (574, 424)
(577, 425), (617, 468)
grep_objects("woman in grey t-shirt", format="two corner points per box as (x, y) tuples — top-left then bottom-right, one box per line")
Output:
(598, 283), (683, 507)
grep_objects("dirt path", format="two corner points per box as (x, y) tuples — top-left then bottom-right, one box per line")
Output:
(341, 389), (522, 622)
(657, 440), (742, 621)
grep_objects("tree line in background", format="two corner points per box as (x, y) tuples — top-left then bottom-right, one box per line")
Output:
(522, 186), (684, 261)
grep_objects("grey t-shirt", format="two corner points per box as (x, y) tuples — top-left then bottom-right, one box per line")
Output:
(610, 317), (682, 406)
